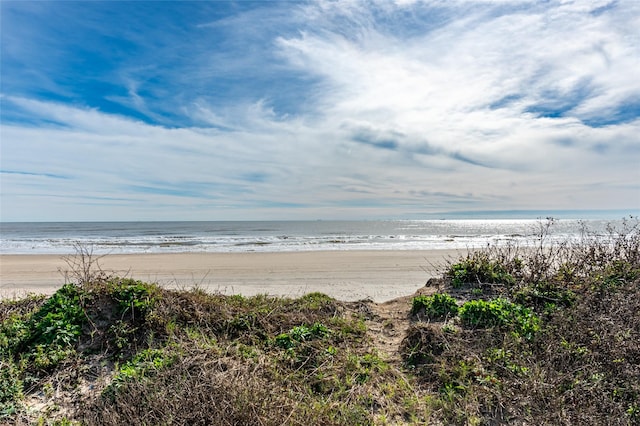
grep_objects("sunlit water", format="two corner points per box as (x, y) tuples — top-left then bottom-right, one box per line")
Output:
(0, 219), (622, 255)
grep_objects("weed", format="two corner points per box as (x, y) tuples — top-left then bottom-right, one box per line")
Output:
(108, 279), (157, 320)
(346, 353), (388, 384)
(628, 404), (639, 421)
(103, 348), (178, 399)
(0, 360), (22, 408)
(27, 284), (85, 348)
(107, 320), (138, 353)
(275, 322), (330, 350)
(0, 294), (47, 323)
(297, 292), (336, 311)
(0, 284), (87, 374)
(0, 285), (88, 420)
(459, 298), (539, 339)
(447, 252), (516, 288)
(0, 315), (30, 358)
(598, 260), (640, 289)
(484, 348), (529, 377)
(512, 282), (575, 311)
(401, 324), (447, 368)
(330, 315), (367, 338)
(411, 293), (459, 319)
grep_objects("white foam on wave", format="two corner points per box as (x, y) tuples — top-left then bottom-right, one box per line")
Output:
(0, 219), (613, 255)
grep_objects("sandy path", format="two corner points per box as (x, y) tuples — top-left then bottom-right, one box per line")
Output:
(0, 250), (461, 302)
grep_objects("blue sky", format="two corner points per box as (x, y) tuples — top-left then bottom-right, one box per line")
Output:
(1, 0), (639, 221)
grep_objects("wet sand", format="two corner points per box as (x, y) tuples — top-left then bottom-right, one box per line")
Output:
(0, 250), (461, 302)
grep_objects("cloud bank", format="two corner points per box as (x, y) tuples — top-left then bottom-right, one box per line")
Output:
(1, 0), (638, 220)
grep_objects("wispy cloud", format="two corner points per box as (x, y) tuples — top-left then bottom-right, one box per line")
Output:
(1, 169), (71, 180)
(1, 0), (638, 220)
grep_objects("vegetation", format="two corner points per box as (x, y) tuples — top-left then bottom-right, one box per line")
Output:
(1, 217), (639, 425)
(447, 252), (517, 288)
(410, 293), (459, 319)
(458, 298), (540, 339)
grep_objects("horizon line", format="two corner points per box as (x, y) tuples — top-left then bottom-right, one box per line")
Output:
(1, 209), (638, 224)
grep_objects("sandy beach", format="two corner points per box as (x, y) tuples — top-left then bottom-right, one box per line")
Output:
(0, 250), (461, 302)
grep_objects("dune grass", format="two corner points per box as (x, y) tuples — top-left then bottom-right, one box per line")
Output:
(1, 218), (638, 425)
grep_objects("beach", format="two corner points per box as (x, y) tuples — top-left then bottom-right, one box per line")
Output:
(0, 250), (460, 302)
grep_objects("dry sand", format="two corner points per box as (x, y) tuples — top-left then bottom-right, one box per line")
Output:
(0, 250), (462, 302)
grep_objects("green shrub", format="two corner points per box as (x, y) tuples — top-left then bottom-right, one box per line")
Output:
(0, 284), (87, 415)
(275, 322), (330, 350)
(0, 360), (22, 407)
(0, 315), (30, 358)
(297, 292), (336, 310)
(459, 298), (539, 339)
(513, 282), (575, 311)
(26, 284), (85, 349)
(103, 348), (178, 398)
(1, 284), (87, 371)
(447, 253), (516, 288)
(411, 293), (459, 319)
(598, 260), (640, 288)
(109, 279), (157, 319)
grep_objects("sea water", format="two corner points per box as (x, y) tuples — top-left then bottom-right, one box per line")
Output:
(0, 218), (623, 255)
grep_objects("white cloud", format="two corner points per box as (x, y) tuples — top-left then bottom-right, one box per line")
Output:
(275, 1), (640, 162)
(1, 1), (638, 221)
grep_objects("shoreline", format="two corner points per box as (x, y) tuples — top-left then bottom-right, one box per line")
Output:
(0, 249), (461, 302)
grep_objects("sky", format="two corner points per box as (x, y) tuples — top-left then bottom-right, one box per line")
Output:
(1, 0), (639, 221)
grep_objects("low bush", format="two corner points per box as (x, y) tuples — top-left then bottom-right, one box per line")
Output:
(447, 252), (517, 288)
(411, 293), (459, 319)
(103, 348), (179, 399)
(0, 360), (22, 411)
(459, 298), (539, 339)
(513, 281), (576, 312)
(275, 322), (330, 349)
(401, 324), (448, 367)
(108, 278), (157, 320)
(404, 217), (640, 424)
(1, 284), (87, 373)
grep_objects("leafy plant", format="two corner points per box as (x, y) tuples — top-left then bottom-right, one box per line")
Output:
(0, 360), (22, 407)
(103, 348), (178, 398)
(447, 253), (516, 288)
(459, 298), (539, 339)
(346, 353), (388, 384)
(0, 315), (30, 358)
(0, 285), (87, 416)
(513, 282), (575, 311)
(1, 284), (88, 372)
(26, 284), (85, 349)
(411, 293), (459, 318)
(275, 322), (330, 350)
(109, 279), (156, 319)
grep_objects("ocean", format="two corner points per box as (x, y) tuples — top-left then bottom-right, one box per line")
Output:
(0, 218), (624, 255)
